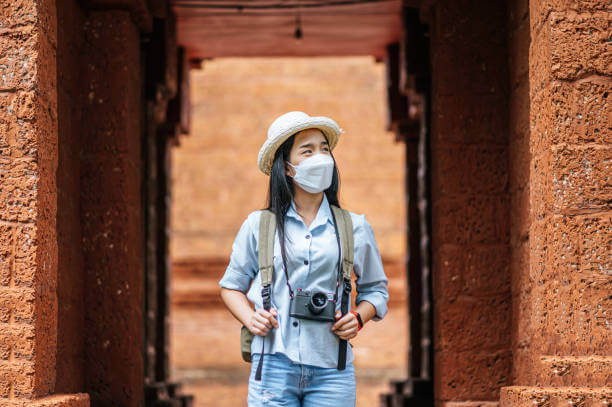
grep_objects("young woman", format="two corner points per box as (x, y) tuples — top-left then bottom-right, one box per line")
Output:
(219, 111), (390, 406)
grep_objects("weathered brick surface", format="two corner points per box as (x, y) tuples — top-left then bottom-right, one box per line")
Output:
(429, 0), (512, 402)
(0, 392), (89, 407)
(79, 10), (143, 407)
(432, 196), (510, 246)
(0, 288), (34, 326)
(0, 361), (34, 399)
(432, 94), (509, 146)
(530, 214), (611, 357)
(435, 244), (511, 304)
(551, 145), (611, 212)
(0, 324), (35, 361)
(435, 349), (512, 401)
(0, 0), (61, 401)
(434, 295), (511, 352)
(55, 0), (86, 393)
(548, 12), (611, 81)
(530, 0), (610, 34)
(546, 78), (611, 146)
(500, 386), (612, 407)
(0, 225), (12, 286)
(536, 356), (612, 387)
(435, 147), (509, 196)
(501, 0), (612, 400)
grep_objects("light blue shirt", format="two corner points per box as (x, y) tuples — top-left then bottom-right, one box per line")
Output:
(218, 193), (390, 368)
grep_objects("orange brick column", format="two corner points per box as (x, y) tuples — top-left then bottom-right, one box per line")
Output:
(500, 0), (611, 405)
(0, 1), (88, 406)
(79, 10), (145, 406)
(428, 0), (513, 405)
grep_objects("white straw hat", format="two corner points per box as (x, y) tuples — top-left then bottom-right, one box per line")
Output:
(258, 111), (344, 176)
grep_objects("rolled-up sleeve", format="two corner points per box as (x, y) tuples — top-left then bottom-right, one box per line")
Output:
(219, 212), (258, 293)
(352, 214), (389, 321)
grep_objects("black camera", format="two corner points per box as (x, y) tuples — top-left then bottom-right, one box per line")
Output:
(290, 290), (336, 322)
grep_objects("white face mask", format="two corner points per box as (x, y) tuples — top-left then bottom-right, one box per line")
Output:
(286, 153), (335, 193)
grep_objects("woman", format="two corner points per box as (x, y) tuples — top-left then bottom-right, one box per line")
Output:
(219, 111), (390, 406)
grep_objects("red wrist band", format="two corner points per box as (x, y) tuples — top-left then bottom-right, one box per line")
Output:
(350, 310), (363, 331)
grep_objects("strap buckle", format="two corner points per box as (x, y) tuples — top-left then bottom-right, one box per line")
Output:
(261, 285), (271, 309)
(343, 279), (352, 294)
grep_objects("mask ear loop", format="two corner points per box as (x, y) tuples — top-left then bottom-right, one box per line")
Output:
(285, 160), (296, 178)
(330, 208), (343, 304)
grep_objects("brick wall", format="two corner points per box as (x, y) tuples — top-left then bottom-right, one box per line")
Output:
(0, 0), (88, 405)
(501, 0), (611, 404)
(170, 57), (406, 267)
(507, 0), (532, 387)
(0, 0), (60, 400)
(429, 0), (512, 404)
(55, 0), (86, 394)
(78, 10), (144, 407)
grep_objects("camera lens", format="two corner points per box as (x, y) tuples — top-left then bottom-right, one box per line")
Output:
(308, 292), (328, 315)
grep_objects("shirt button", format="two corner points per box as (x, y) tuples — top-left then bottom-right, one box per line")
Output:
(293, 321), (298, 327)
(304, 260), (309, 265)
(305, 234), (311, 239)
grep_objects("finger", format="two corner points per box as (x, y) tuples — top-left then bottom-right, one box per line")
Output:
(335, 324), (357, 334)
(340, 332), (357, 340)
(258, 309), (274, 319)
(268, 315), (279, 328)
(255, 309), (277, 329)
(332, 313), (346, 330)
(264, 315), (278, 329)
(259, 312), (278, 328)
(264, 312), (278, 325)
(255, 314), (273, 329)
(254, 328), (266, 336)
(333, 315), (355, 331)
(334, 323), (357, 335)
(337, 328), (357, 339)
(336, 327), (357, 335)
(253, 319), (270, 332)
(337, 331), (351, 340)
(335, 310), (342, 319)
(255, 310), (271, 321)
(254, 312), (270, 325)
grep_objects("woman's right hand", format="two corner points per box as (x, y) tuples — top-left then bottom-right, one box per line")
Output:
(247, 307), (279, 336)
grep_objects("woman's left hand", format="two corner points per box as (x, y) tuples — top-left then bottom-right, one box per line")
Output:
(331, 310), (359, 340)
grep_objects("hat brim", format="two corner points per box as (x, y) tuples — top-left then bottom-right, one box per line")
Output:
(257, 118), (343, 176)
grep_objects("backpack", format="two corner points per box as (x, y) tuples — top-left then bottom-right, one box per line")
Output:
(240, 204), (354, 380)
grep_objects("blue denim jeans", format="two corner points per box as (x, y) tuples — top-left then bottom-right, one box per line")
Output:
(248, 352), (356, 406)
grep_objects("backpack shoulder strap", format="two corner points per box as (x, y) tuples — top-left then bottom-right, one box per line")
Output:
(258, 209), (276, 287)
(330, 204), (354, 371)
(255, 209), (276, 381)
(330, 205), (354, 280)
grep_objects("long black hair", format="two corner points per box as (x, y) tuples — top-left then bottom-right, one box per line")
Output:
(264, 131), (341, 275)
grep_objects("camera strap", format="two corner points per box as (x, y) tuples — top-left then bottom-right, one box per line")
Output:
(254, 205), (354, 379)
(330, 205), (354, 371)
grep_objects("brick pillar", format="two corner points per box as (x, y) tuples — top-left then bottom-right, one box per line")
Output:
(507, 0), (532, 389)
(0, 0), (88, 406)
(428, 0), (512, 405)
(501, 0), (611, 404)
(79, 10), (144, 407)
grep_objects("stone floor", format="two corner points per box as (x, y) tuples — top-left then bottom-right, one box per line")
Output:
(170, 305), (407, 406)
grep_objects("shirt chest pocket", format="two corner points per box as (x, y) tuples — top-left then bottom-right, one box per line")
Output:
(269, 226), (340, 276)
(271, 234), (301, 274)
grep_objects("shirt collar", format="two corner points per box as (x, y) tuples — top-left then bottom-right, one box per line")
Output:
(287, 194), (334, 230)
